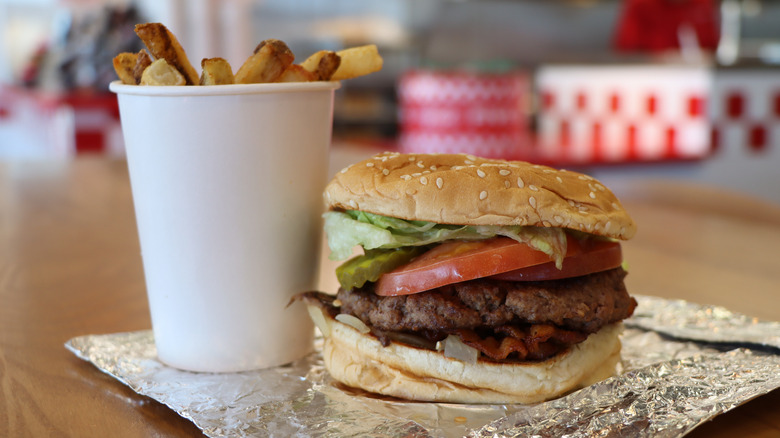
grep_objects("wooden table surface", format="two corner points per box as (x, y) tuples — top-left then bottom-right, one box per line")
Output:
(1, 153), (779, 437)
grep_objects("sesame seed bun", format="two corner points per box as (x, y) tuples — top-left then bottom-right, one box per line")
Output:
(325, 152), (636, 240)
(313, 305), (622, 404)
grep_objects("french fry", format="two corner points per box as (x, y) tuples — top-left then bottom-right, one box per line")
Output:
(134, 22), (199, 85)
(140, 58), (186, 86)
(299, 50), (326, 73)
(330, 44), (383, 81)
(118, 22), (384, 86)
(200, 57), (235, 85)
(315, 51), (341, 81)
(276, 64), (317, 83)
(112, 52), (137, 85)
(300, 50), (341, 81)
(235, 39), (294, 84)
(133, 49), (152, 85)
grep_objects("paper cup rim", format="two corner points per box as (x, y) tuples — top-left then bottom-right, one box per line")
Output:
(109, 80), (341, 96)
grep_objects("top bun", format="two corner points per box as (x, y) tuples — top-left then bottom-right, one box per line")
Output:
(325, 152), (636, 240)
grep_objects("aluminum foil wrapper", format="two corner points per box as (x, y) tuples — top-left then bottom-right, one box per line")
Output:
(66, 295), (780, 437)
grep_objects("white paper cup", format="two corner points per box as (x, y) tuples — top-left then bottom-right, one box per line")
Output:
(110, 80), (340, 372)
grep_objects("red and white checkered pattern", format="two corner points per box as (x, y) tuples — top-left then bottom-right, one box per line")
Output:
(710, 70), (780, 154)
(536, 65), (713, 164)
(0, 87), (124, 157)
(398, 70), (532, 160)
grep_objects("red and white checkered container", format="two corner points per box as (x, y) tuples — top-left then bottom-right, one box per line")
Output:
(710, 70), (780, 154)
(536, 65), (713, 164)
(398, 70), (532, 160)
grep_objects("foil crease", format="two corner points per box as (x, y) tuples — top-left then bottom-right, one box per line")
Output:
(65, 295), (780, 437)
(628, 295), (780, 352)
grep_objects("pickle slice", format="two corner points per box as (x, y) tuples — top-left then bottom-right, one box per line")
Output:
(336, 246), (428, 291)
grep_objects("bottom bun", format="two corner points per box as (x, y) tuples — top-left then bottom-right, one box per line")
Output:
(314, 306), (622, 404)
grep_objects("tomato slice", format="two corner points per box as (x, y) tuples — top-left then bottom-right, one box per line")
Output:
(490, 239), (622, 282)
(374, 236), (622, 296)
(375, 237), (560, 296)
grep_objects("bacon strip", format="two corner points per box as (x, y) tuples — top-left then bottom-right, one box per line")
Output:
(453, 324), (587, 361)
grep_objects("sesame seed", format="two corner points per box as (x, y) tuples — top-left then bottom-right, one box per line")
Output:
(589, 192), (596, 199)
(504, 180), (510, 188)
(366, 162), (374, 167)
(529, 185), (539, 191)
(596, 184), (606, 191)
(568, 200), (575, 206)
(412, 172), (422, 177)
(348, 200), (357, 208)
(409, 156), (416, 161)
(430, 165), (437, 170)
(401, 174), (411, 181)
(604, 221), (611, 231)
(477, 169), (486, 178)
(612, 202), (620, 210)
(436, 177), (443, 189)
(416, 161), (425, 168)
(556, 176), (563, 183)
(499, 169), (511, 176)
(340, 167), (349, 174)
(420, 176), (428, 185)
(542, 220), (551, 227)
(554, 215), (564, 223)
(464, 160), (474, 165)
(517, 177), (525, 188)
(479, 191), (488, 200)
(543, 169), (554, 173)
(529, 196), (536, 208)
(382, 168), (390, 175)
(466, 154), (477, 161)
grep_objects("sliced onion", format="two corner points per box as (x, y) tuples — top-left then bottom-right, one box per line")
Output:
(306, 305), (331, 337)
(441, 335), (479, 364)
(335, 313), (371, 334)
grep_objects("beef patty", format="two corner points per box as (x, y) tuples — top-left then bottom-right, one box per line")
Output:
(336, 267), (636, 334)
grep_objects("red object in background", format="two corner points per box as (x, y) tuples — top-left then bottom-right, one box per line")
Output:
(542, 91), (555, 110)
(773, 92), (780, 117)
(398, 70), (532, 160)
(710, 127), (720, 154)
(576, 91), (587, 111)
(688, 96), (704, 117)
(614, 0), (719, 53)
(749, 125), (767, 152)
(647, 94), (658, 116)
(609, 93), (620, 113)
(59, 93), (120, 153)
(727, 92), (744, 119)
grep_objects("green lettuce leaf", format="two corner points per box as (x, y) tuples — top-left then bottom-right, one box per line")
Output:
(323, 210), (568, 268)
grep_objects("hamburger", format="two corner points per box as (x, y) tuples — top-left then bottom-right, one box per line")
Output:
(298, 152), (637, 404)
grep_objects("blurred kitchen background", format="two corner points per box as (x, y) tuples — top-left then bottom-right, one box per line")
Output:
(2, 0), (779, 203)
